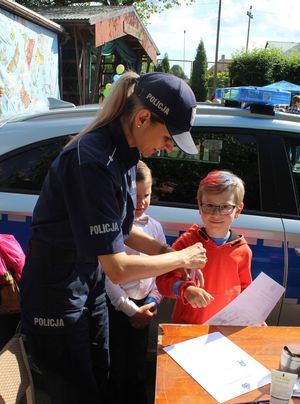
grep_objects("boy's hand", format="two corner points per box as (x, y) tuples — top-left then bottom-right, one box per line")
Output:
(184, 267), (205, 288)
(129, 302), (156, 329)
(183, 285), (214, 308)
(195, 268), (205, 288)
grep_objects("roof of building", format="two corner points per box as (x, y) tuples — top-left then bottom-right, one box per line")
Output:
(0, 0), (63, 32)
(265, 41), (300, 55)
(34, 4), (131, 23)
(34, 4), (159, 62)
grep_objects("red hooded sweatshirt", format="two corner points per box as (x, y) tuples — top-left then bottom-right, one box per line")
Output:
(156, 224), (252, 324)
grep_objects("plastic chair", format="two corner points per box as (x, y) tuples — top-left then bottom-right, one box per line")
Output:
(0, 334), (35, 404)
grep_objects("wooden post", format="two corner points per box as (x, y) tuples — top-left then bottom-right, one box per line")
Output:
(91, 46), (102, 104)
(73, 26), (83, 105)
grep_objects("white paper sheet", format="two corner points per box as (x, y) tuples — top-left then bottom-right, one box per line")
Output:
(164, 331), (271, 403)
(293, 377), (300, 397)
(205, 272), (285, 326)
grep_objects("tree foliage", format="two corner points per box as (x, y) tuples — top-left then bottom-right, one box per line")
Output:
(156, 57), (187, 79)
(285, 51), (300, 84)
(170, 64), (187, 79)
(229, 48), (300, 86)
(190, 39), (208, 101)
(155, 53), (170, 73)
(16, 0), (195, 23)
(207, 72), (229, 98)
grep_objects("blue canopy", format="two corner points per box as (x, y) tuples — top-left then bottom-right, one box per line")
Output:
(263, 80), (300, 93)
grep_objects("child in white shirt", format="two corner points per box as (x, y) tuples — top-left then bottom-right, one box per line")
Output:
(106, 160), (165, 404)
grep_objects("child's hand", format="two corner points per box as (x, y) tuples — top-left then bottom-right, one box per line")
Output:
(183, 268), (205, 288)
(129, 302), (156, 329)
(194, 268), (205, 288)
(183, 285), (214, 308)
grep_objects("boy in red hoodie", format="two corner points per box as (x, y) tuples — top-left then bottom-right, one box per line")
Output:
(156, 170), (252, 324)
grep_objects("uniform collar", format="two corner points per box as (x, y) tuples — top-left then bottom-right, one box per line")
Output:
(108, 119), (140, 170)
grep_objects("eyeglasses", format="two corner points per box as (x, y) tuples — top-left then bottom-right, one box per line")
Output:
(200, 203), (236, 216)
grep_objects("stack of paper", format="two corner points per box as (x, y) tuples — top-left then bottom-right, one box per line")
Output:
(163, 273), (286, 402)
(164, 332), (271, 403)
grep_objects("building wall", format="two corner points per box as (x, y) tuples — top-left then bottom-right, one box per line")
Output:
(0, 7), (60, 115)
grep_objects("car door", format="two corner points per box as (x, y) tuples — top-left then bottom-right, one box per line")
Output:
(0, 113), (94, 250)
(279, 135), (300, 325)
(0, 135), (69, 250)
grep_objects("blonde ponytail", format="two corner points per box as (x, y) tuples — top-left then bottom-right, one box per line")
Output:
(66, 71), (141, 147)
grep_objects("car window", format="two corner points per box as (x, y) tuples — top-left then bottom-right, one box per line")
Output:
(0, 136), (69, 194)
(145, 131), (260, 211)
(285, 137), (300, 210)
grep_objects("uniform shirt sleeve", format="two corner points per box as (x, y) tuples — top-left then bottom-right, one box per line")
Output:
(105, 276), (139, 317)
(61, 155), (126, 257)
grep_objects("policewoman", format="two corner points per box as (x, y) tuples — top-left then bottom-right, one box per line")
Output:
(20, 72), (207, 403)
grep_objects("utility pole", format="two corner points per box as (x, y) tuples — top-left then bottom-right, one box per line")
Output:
(183, 30), (186, 76)
(246, 5), (253, 52)
(213, 0), (222, 93)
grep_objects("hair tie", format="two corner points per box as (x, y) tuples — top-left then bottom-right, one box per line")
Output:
(129, 77), (139, 86)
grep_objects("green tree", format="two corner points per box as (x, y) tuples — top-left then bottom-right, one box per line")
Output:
(170, 64), (187, 79)
(285, 51), (300, 84)
(190, 39), (208, 101)
(156, 53), (170, 73)
(207, 72), (229, 99)
(229, 48), (287, 86)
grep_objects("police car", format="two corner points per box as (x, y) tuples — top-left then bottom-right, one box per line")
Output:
(0, 92), (299, 327)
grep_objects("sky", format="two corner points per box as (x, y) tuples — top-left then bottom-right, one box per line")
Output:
(147, 0), (300, 77)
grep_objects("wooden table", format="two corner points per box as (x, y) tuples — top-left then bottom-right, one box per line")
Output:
(155, 324), (300, 403)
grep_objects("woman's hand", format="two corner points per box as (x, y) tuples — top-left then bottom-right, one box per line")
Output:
(184, 285), (214, 308)
(181, 242), (208, 269)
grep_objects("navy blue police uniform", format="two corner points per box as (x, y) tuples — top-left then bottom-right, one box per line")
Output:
(20, 119), (140, 403)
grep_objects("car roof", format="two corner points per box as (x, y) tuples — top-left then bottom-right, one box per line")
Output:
(0, 102), (100, 155)
(0, 102), (99, 124)
(194, 104), (300, 134)
(1, 100), (300, 157)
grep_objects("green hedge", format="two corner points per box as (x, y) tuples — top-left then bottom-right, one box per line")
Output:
(229, 48), (300, 86)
